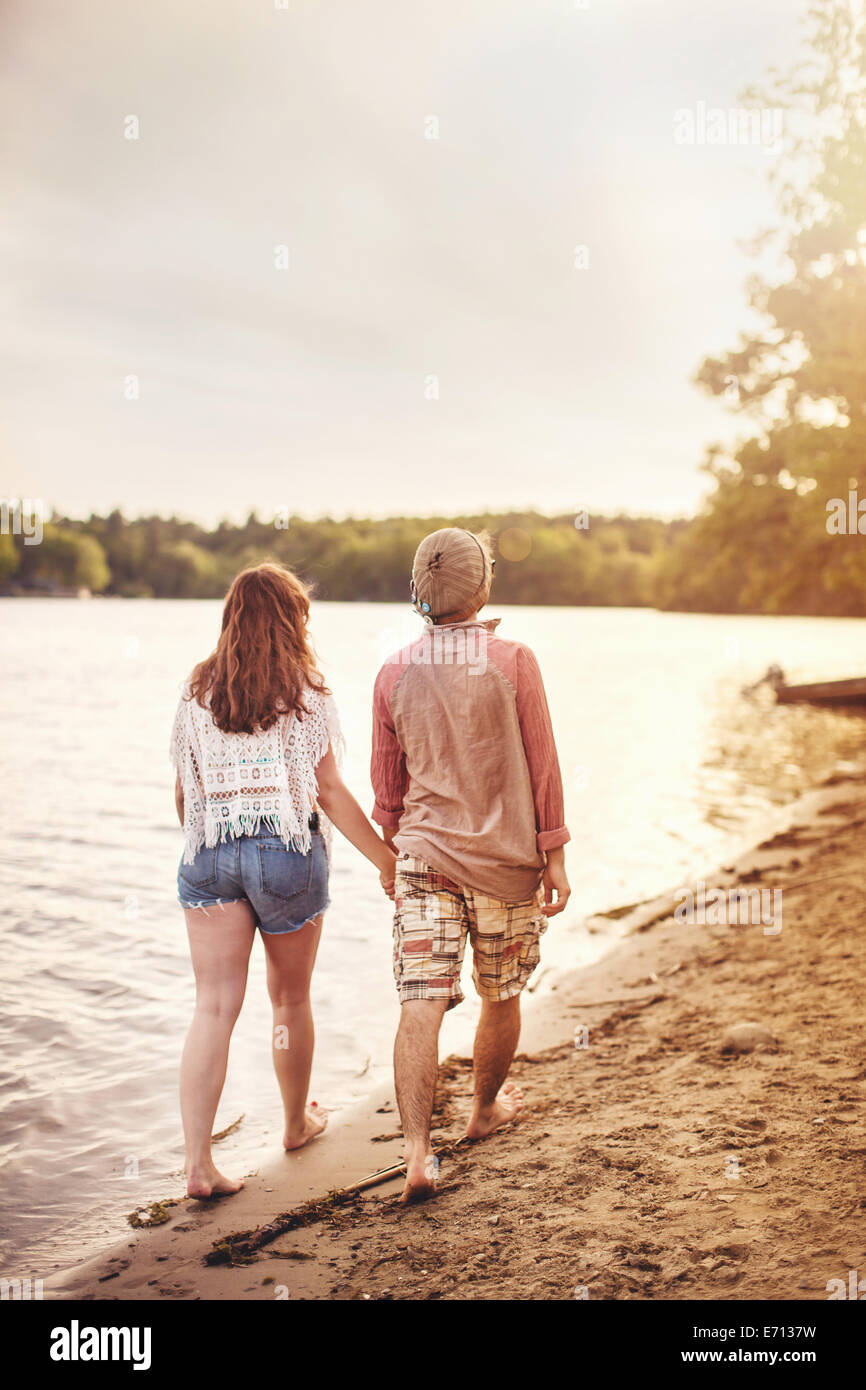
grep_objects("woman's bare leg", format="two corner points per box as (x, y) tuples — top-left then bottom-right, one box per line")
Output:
(180, 901), (256, 1196)
(262, 915), (328, 1150)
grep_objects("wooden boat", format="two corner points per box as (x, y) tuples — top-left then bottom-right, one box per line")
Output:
(749, 665), (866, 706)
(774, 675), (866, 706)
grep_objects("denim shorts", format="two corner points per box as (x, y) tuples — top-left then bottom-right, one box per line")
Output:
(177, 827), (330, 934)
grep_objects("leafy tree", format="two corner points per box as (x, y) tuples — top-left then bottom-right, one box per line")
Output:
(150, 540), (224, 598)
(16, 525), (110, 591)
(662, 0), (866, 614)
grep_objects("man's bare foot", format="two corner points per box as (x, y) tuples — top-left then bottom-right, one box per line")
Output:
(283, 1102), (328, 1151)
(186, 1166), (245, 1199)
(466, 1081), (525, 1140)
(400, 1149), (437, 1205)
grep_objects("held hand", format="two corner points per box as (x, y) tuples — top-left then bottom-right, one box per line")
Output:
(379, 846), (399, 900)
(314, 757), (401, 898)
(541, 849), (570, 917)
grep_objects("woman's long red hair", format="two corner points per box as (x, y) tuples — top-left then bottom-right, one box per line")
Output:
(188, 562), (327, 734)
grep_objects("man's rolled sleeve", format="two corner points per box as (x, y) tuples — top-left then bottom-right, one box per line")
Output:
(537, 825), (570, 852)
(371, 667), (408, 830)
(515, 646), (571, 855)
(372, 799), (404, 830)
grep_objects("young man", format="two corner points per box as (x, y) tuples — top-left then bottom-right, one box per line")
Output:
(371, 527), (570, 1203)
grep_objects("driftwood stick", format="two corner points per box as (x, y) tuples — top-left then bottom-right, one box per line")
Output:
(568, 990), (667, 1009)
(347, 1160), (408, 1193)
(205, 1138), (467, 1266)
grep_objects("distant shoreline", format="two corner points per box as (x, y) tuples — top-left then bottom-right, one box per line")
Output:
(4, 590), (866, 624)
(6, 507), (864, 616)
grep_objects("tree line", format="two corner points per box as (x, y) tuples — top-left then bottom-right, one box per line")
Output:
(1, 476), (862, 613)
(0, 508), (687, 609)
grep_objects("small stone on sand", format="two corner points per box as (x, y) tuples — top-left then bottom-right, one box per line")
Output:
(720, 1022), (777, 1054)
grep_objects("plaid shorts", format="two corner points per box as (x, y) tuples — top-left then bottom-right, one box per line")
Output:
(392, 854), (548, 1010)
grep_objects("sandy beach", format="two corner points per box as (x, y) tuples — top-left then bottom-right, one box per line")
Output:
(46, 775), (866, 1303)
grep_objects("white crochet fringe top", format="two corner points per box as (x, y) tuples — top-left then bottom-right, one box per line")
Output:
(170, 682), (343, 866)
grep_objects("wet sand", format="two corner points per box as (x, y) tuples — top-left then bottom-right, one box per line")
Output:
(48, 777), (866, 1301)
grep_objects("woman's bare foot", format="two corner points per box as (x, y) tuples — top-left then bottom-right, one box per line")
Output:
(186, 1166), (245, 1199)
(466, 1081), (525, 1140)
(283, 1102), (328, 1151)
(400, 1149), (437, 1205)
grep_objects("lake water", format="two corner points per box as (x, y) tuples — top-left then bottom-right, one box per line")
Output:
(2, 598), (865, 1275)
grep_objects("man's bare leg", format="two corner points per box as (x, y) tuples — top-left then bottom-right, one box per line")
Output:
(394, 998), (448, 1203)
(466, 995), (525, 1139)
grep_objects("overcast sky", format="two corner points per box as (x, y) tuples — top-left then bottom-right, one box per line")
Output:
(0, 0), (806, 525)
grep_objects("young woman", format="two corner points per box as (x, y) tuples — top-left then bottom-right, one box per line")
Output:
(170, 561), (396, 1198)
